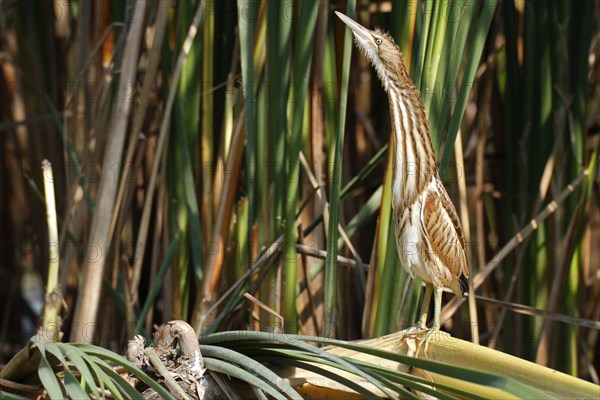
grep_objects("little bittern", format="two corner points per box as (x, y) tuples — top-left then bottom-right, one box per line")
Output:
(336, 12), (469, 339)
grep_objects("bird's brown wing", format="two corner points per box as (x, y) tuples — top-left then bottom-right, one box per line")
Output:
(422, 187), (469, 280)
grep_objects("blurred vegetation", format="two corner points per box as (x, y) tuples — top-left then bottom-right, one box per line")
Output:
(0, 0), (598, 392)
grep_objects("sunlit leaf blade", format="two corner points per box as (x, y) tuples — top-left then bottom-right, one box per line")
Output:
(326, 0), (357, 338)
(439, 0), (497, 175)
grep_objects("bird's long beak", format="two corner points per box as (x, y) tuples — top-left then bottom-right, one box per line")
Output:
(334, 11), (373, 45)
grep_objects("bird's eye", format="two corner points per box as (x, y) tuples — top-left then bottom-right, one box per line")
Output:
(375, 38), (383, 46)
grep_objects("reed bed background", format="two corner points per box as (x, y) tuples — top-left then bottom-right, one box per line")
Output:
(0, 0), (598, 383)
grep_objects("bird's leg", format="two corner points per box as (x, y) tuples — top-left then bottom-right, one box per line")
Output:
(417, 287), (443, 356)
(432, 286), (442, 332)
(417, 283), (433, 330)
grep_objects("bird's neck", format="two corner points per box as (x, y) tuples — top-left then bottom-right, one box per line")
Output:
(387, 84), (437, 209)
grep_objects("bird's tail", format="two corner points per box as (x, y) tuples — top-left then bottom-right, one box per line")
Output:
(451, 275), (469, 298)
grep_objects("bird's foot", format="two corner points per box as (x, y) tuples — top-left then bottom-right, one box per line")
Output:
(401, 326), (446, 358)
(399, 324), (430, 358)
(415, 327), (440, 357)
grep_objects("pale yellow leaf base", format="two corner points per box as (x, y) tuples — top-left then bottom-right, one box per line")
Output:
(277, 329), (599, 399)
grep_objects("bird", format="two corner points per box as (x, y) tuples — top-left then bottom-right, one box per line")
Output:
(335, 11), (469, 346)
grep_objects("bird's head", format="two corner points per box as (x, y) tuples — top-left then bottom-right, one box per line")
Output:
(335, 11), (407, 90)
